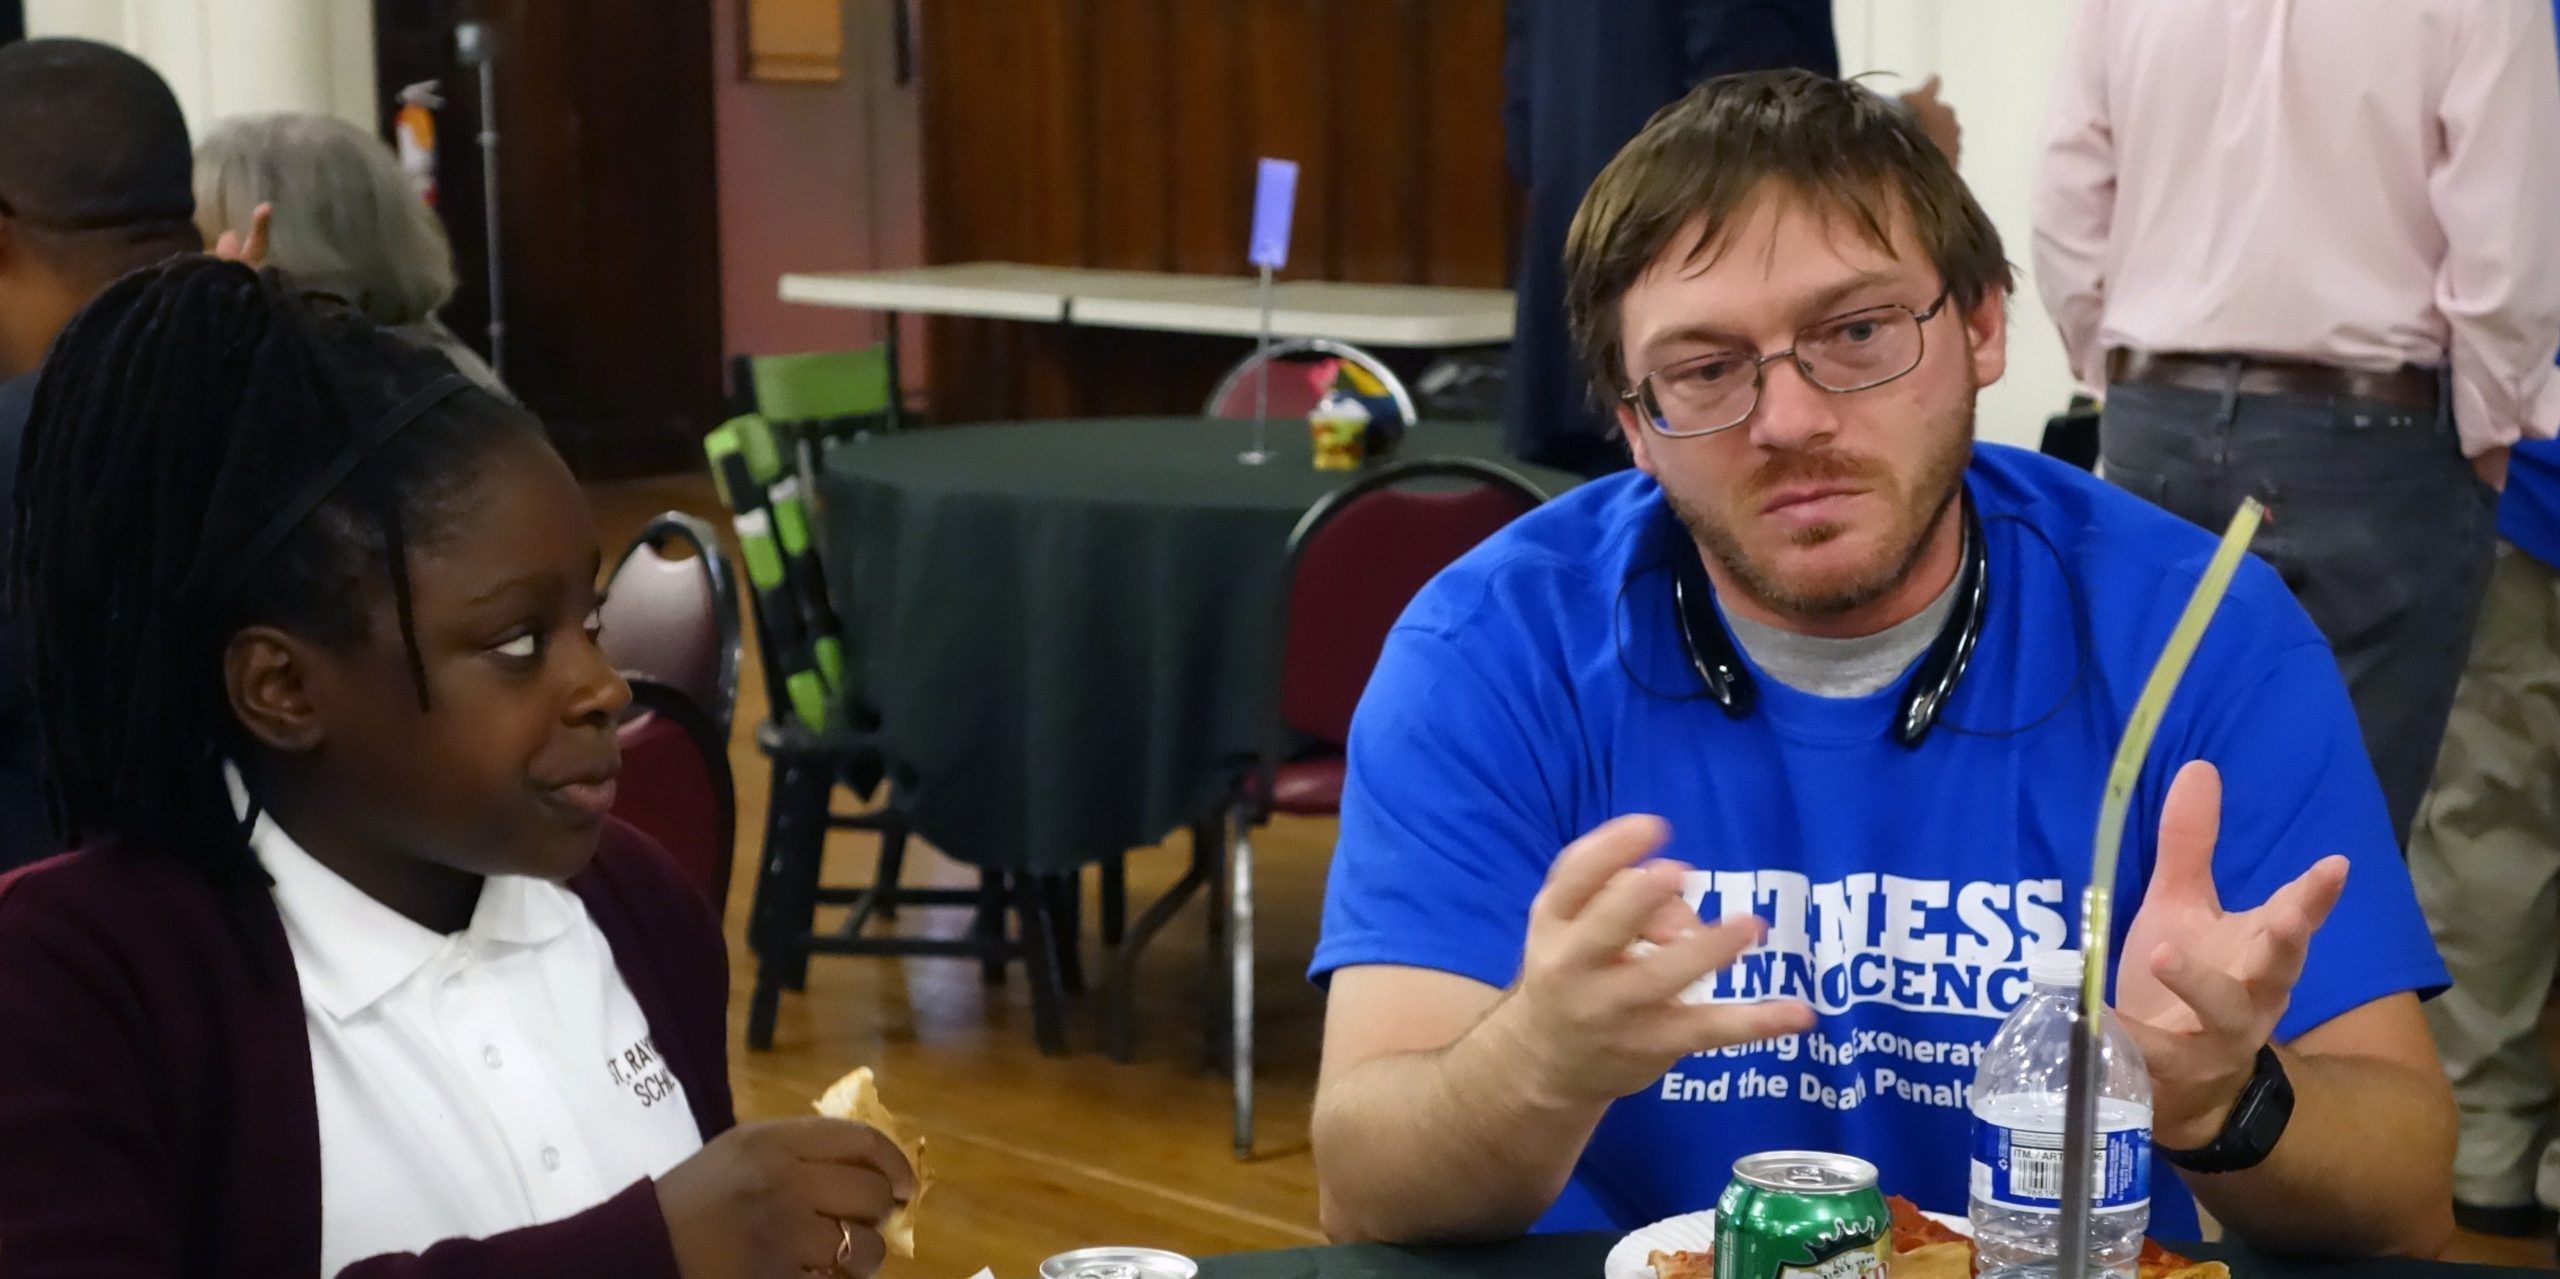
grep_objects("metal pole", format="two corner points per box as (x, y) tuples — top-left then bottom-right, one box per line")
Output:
(1240, 263), (1274, 465)
(458, 21), (505, 382)
(2055, 947), (2101, 1279)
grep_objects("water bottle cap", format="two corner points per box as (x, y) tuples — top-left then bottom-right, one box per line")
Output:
(2029, 949), (2086, 989)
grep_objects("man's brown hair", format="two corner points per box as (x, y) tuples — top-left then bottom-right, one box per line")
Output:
(1565, 69), (2012, 401)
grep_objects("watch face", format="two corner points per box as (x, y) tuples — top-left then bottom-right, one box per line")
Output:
(2174, 1045), (2291, 1173)
(2239, 1047), (2296, 1152)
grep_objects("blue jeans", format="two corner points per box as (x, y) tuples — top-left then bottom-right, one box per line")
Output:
(2100, 377), (2495, 850)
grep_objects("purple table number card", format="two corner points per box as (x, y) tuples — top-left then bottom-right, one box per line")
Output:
(1241, 157), (1299, 465)
(1249, 158), (1298, 270)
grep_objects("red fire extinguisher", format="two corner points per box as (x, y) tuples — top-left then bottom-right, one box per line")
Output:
(393, 80), (443, 207)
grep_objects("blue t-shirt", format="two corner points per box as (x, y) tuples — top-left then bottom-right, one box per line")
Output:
(1311, 444), (2446, 1239)
(2499, 439), (2560, 569)
(2507, 15), (2560, 569)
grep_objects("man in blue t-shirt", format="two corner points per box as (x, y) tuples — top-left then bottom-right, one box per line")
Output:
(1310, 71), (2453, 1256)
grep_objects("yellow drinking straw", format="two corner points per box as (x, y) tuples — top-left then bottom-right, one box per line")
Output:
(2056, 496), (2265, 1279)
(2077, 496), (2265, 1020)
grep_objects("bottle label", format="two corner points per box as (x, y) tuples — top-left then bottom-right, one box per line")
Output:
(1970, 1121), (2151, 1213)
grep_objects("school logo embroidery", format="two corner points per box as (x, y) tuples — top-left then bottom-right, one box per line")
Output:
(605, 1036), (681, 1107)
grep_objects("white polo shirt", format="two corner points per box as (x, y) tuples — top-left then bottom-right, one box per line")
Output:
(250, 809), (706, 1273)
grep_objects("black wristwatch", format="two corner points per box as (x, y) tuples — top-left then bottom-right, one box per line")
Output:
(2158, 1044), (2294, 1174)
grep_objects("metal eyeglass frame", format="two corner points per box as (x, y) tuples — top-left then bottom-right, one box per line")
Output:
(1621, 289), (1953, 439)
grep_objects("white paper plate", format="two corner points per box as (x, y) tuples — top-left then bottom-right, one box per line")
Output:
(1603, 1208), (1972, 1279)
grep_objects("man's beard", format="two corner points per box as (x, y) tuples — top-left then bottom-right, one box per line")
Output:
(1668, 401), (1974, 621)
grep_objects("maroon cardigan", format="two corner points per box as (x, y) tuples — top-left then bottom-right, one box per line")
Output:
(0, 820), (738, 1277)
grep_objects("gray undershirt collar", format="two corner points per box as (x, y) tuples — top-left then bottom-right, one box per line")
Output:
(1721, 568), (1963, 699)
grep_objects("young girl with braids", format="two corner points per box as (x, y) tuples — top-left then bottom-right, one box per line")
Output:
(0, 258), (910, 1279)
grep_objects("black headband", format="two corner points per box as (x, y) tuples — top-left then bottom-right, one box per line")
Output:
(186, 373), (475, 609)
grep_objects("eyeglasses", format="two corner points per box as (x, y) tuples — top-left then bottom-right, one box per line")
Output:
(1622, 290), (1952, 438)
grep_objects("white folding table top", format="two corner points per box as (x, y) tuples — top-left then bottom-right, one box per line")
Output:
(777, 262), (1091, 321)
(780, 261), (1514, 347)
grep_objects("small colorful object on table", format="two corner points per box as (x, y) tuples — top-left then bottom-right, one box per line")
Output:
(1308, 390), (1371, 470)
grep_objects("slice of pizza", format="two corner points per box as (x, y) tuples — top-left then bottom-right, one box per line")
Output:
(813, 1067), (931, 1258)
(1886, 1195), (1972, 1255)
(1891, 1241), (1975, 1279)
(2137, 1239), (2231, 1279)
(1649, 1249), (1715, 1279)
(2147, 1264), (2233, 1279)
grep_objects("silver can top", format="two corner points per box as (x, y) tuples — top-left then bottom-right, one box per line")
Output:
(1731, 1150), (1881, 1193)
(1039, 1246), (1201, 1279)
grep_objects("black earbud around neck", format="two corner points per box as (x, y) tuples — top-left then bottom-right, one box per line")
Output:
(1669, 492), (1988, 746)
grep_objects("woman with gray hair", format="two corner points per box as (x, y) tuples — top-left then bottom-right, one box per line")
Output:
(194, 111), (505, 395)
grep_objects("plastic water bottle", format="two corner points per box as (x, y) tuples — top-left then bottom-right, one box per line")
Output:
(1968, 950), (2153, 1279)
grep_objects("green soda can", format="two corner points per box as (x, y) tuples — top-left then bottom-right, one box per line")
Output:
(1714, 1151), (1892, 1279)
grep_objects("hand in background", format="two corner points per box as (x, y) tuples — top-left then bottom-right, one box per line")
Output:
(1900, 77), (1962, 167)
(211, 202), (272, 268)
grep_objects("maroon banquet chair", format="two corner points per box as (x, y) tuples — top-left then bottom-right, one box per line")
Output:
(1105, 456), (1549, 1158)
(1203, 337), (1419, 428)
(599, 513), (743, 739)
(611, 678), (739, 912)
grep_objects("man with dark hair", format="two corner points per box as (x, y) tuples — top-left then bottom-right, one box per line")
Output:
(1500, 1), (1957, 478)
(1311, 70), (2451, 1254)
(0, 37), (200, 869)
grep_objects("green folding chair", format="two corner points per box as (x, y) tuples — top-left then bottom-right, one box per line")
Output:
(707, 414), (1072, 1055)
(737, 346), (904, 437)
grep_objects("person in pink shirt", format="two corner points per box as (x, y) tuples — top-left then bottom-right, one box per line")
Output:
(2031, 0), (2560, 855)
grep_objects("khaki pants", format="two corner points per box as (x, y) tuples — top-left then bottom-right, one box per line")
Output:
(2413, 542), (2560, 1209)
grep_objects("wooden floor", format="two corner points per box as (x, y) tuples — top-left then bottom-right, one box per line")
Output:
(587, 473), (2551, 1275)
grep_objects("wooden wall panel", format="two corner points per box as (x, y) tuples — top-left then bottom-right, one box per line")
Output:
(1325, 0), (1425, 285)
(1419, 0), (1519, 287)
(1087, 0), (1173, 271)
(918, 0), (1513, 422)
(1165, 4), (1244, 276)
(1241, 0), (1330, 281)
(1011, 0), (1087, 419)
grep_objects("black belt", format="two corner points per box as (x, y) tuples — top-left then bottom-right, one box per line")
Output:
(2106, 349), (2439, 415)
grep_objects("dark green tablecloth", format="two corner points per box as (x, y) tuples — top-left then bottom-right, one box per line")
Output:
(816, 417), (1577, 872)
(1196, 1237), (2536, 1279)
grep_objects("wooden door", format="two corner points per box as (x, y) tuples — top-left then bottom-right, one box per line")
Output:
(375, 0), (725, 477)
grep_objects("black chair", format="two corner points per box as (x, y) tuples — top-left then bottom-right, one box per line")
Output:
(2042, 394), (2101, 472)
(708, 413), (1077, 1056)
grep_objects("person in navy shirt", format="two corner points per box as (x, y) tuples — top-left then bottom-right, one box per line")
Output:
(1310, 71), (2453, 1256)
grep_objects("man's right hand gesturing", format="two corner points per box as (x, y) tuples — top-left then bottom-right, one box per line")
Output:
(1483, 814), (1815, 1110)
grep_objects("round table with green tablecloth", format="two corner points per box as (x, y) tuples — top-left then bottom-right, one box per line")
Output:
(815, 416), (1579, 874)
